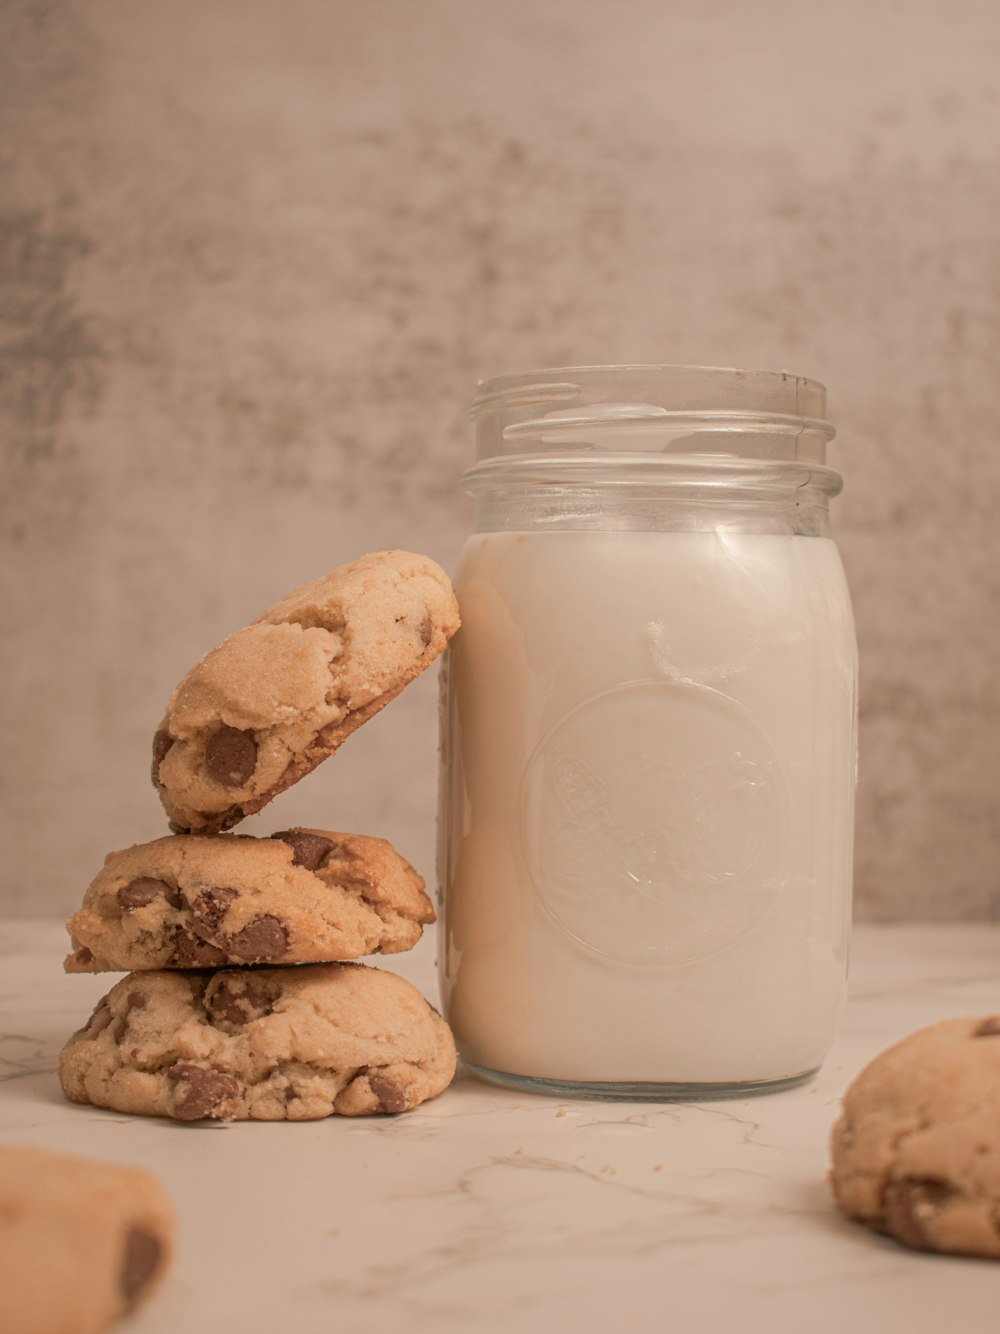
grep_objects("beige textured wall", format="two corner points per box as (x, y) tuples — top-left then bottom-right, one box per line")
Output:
(3, 0), (999, 919)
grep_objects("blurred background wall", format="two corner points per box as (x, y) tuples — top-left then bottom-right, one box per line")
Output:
(3, 0), (999, 919)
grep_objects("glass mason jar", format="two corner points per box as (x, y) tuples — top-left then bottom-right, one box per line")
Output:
(438, 365), (857, 1099)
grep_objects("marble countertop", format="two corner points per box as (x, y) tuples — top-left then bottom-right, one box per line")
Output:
(2, 921), (998, 1333)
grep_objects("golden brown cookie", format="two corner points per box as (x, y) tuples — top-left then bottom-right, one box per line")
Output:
(59, 963), (457, 1121)
(152, 550), (460, 833)
(0, 1144), (173, 1334)
(65, 827), (434, 972)
(830, 1015), (1000, 1259)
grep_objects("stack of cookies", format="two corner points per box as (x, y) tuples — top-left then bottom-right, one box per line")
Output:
(58, 551), (461, 1122)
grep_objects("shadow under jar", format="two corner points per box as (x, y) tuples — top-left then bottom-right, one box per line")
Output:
(438, 365), (857, 1100)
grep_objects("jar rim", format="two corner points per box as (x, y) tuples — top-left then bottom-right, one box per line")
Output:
(471, 362), (827, 413)
(469, 364), (836, 467)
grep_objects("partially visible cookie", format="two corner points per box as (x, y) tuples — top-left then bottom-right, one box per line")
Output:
(59, 963), (457, 1121)
(830, 1016), (1000, 1259)
(0, 1143), (173, 1334)
(65, 827), (434, 973)
(152, 550), (460, 833)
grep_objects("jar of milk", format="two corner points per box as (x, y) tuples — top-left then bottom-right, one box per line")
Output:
(438, 365), (857, 1098)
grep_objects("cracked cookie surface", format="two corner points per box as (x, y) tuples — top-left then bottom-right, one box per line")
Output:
(152, 550), (460, 833)
(65, 827), (434, 972)
(0, 1144), (173, 1334)
(830, 1016), (1000, 1259)
(58, 963), (457, 1121)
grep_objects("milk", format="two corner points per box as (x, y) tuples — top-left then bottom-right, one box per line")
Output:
(439, 528), (857, 1087)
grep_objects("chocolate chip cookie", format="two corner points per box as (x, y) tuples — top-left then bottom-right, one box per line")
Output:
(0, 1143), (173, 1334)
(59, 963), (457, 1121)
(830, 1016), (1000, 1259)
(153, 550), (460, 833)
(65, 827), (434, 973)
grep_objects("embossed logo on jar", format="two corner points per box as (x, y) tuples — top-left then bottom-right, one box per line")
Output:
(520, 681), (789, 965)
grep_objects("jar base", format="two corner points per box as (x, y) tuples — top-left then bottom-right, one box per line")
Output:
(463, 1062), (820, 1102)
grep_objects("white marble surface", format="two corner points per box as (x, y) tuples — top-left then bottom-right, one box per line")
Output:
(2, 922), (998, 1333)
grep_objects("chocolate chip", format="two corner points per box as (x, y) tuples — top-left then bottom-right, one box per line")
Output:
(224, 915), (288, 962)
(203, 973), (279, 1027)
(974, 1017), (1000, 1037)
(167, 1063), (240, 1120)
(152, 728), (174, 781)
(369, 1073), (408, 1114)
(190, 887), (238, 933)
(173, 927), (229, 967)
(75, 946), (95, 966)
(883, 1176), (956, 1250)
(118, 878), (181, 911)
(418, 617), (434, 647)
(271, 829), (334, 871)
(205, 726), (258, 787)
(120, 1225), (163, 1307)
(126, 991), (147, 1013)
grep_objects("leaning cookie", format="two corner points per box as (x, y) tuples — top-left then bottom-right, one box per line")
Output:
(59, 964), (457, 1121)
(830, 1016), (1000, 1260)
(153, 550), (460, 833)
(65, 827), (434, 973)
(0, 1143), (173, 1334)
